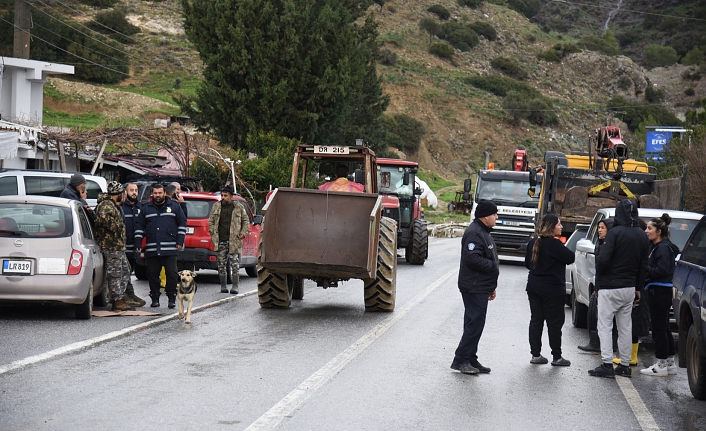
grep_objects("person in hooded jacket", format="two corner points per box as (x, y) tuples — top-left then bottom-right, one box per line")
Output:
(525, 214), (575, 366)
(589, 199), (649, 379)
(640, 213), (680, 377)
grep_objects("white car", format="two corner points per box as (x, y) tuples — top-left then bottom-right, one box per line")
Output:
(0, 196), (107, 319)
(564, 224), (590, 306)
(0, 170), (107, 208)
(570, 207), (703, 328)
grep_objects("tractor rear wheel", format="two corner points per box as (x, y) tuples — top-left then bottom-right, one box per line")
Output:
(407, 218), (428, 265)
(257, 228), (293, 308)
(364, 217), (397, 312)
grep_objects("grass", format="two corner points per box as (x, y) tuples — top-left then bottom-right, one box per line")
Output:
(438, 190), (462, 203)
(417, 169), (457, 191)
(42, 107), (143, 129)
(105, 71), (200, 104)
(424, 211), (470, 224)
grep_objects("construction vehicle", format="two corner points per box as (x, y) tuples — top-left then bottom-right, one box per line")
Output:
(376, 158), (428, 265)
(511, 148), (529, 172)
(257, 144), (397, 311)
(530, 126), (662, 241)
(447, 190), (473, 214)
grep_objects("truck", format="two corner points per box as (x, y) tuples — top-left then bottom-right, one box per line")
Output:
(470, 169), (541, 262)
(673, 215), (706, 400)
(257, 144), (397, 311)
(376, 158), (428, 265)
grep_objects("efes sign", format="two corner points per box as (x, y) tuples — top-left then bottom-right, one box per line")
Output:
(646, 131), (671, 153)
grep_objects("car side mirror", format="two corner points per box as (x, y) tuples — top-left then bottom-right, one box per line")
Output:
(576, 239), (595, 254)
(414, 186), (423, 196)
(463, 178), (471, 193)
(403, 171), (410, 186)
(253, 215), (263, 225)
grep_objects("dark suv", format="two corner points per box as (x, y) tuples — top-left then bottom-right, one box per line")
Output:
(674, 215), (706, 400)
(134, 192), (261, 280)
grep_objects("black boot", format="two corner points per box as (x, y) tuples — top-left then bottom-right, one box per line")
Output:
(150, 293), (160, 308)
(168, 295), (176, 309)
(578, 330), (601, 353)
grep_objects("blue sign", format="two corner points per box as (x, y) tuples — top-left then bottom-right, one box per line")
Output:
(646, 131), (672, 153)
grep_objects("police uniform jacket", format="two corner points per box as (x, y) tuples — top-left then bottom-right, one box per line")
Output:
(133, 197), (186, 257)
(458, 218), (499, 294)
(94, 193), (126, 251)
(121, 200), (142, 256)
(208, 200), (250, 255)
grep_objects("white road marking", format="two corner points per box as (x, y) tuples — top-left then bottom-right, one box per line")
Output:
(244, 268), (459, 431)
(615, 376), (661, 431)
(0, 290), (258, 376)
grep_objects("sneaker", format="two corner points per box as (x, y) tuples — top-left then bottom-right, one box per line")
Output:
(640, 360), (668, 377)
(530, 355), (548, 364)
(112, 297), (135, 312)
(551, 357), (571, 367)
(450, 362), (480, 375)
(588, 363), (615, 378)
(470, 361), (491, 373)
(127, 293), (146, 307)
(615, 364), (632, 378)
(666, 357), (678, 375)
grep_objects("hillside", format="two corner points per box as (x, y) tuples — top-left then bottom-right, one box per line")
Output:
(17, 0), (706, 179)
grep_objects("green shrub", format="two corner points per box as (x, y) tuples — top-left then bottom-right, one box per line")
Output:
(524, 0), (541, 18)
(617, 75), (632, 91)
(429, 42), (455, 58)
(378, 48), (397, 66)
(419, 17), (441, 44)
(553, 42), (581, 57)
(577, 33), (620, 56)
(507, 0), (527, 15)
(537, 49), (560, 62)
(89, 9), (141, 44)
(490, 56), (527, 79)
(78, 0), (118, 6)
(685, 87), (696, 96)
(458, 0), (484, 8)
(607, 96), (681, 131)
(681, 47), (705, 66)
(645, 86), (665, 103)
(682, 68), (702, 81)
(464, 74), (542, 99)
(427, 4), (451, 20)
(446, 28), (479, 51)
(381, 114), (425, 151)
(616, 29), (640, 48)
(503, 90), (558, 126)
(468, 21), (497, 41)
(643, 44), (680, 69)
(438, 21), (464, 39)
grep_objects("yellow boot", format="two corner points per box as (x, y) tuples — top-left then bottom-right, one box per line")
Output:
(613, 343), (639, 366)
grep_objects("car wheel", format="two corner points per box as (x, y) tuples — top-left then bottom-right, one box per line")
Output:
(75, 279), (93, 320)
(571, 289), (588, 329)
(687, 325), (706, 400)
(93, 279), (110, 307)
(245, 266), (257, 278)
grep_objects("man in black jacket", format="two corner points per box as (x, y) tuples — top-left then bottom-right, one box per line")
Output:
(589, 199), (649, 379)
(451, 200), (500, 375)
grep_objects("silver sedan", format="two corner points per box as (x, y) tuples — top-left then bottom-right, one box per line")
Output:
(0, 196), (107, 319)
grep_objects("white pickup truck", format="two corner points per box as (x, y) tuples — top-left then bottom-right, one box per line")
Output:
(570, 207), (702, 328)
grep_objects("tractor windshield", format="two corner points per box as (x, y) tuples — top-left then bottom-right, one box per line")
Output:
(476, 178), (540, 207)
(377, 166), (414, 197)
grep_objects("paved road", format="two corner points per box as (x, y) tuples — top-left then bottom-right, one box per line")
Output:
(1, 238), (704, 430)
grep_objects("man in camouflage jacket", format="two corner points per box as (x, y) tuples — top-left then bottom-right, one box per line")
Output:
(95, 181), (134, 311)
(208, 186), (249, 294)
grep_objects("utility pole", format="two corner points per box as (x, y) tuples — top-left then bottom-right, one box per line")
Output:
(13, 0), (31, 59)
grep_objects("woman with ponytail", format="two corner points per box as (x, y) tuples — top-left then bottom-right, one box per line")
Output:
(525, 214), (576, 366)
(640, 213), (680, 377)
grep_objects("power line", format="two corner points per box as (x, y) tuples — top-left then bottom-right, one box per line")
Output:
(551, 0), (706, 23)
(27, 0), (137, 60)
(0, 14), (131, 77)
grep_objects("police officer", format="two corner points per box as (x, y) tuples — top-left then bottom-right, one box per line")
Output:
(121, 182), (146, 307)
(208, 186), (249, 294)
(95, 181), (133, 311)
(451, 200), (500, 375)
(134, 183), (187, 308)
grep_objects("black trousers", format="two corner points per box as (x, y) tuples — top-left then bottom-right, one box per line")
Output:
(527, 291), (565, 359)
(145, 256), (178, 298)
(454, 291), (489, 364)
(649, 286), (675, 359)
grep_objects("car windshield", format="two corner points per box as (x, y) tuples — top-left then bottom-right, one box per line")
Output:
(0, 203), (73, 238)
(377, 166), (414, 197)
(476, 178), (540, 207)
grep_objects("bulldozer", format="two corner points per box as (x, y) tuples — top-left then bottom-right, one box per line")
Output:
(257, 144), (397, 311)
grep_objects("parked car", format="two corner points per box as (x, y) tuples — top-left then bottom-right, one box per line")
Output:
(564, 224), (590, 306)
(0, 170), (107, 208)
(674, 215), (706, 400)
(0, 196), (107, 319)
(571, 207), (702, 328)
(134, 192), (261, 279)
(126, 176), (202, 204)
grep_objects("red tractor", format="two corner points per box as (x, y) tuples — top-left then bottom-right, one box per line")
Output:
(376, 158), (428, 265)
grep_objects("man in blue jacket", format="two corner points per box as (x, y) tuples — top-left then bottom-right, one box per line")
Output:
(121, 182), (145, 307)
(134, 183), (187, 309)
(451, 200), (500, 375)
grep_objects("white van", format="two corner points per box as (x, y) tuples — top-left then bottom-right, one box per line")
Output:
(0, 170), (108, 208)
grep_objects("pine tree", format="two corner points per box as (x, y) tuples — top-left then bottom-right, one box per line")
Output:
(179, 0), (389, 151)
